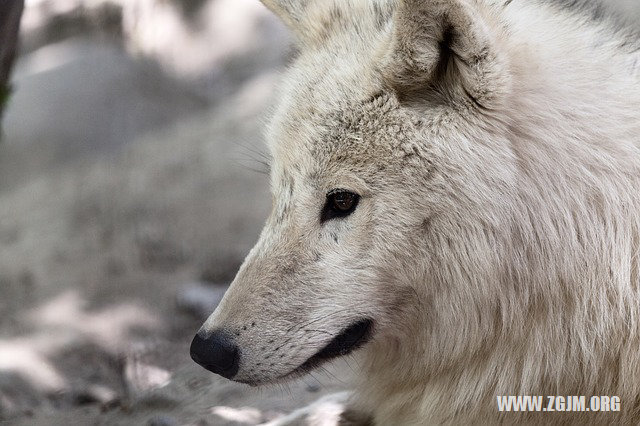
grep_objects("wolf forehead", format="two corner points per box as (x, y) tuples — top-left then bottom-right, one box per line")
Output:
(270, 91), (428, 172)
(266, 52), (434, 183)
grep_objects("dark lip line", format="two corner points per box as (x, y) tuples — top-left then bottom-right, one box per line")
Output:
(240, 318), (374, 386)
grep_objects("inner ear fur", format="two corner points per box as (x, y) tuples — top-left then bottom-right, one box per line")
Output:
(382, 0), (510, 110)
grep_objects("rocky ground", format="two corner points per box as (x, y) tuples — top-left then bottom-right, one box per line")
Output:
(0, 1), (350, 425)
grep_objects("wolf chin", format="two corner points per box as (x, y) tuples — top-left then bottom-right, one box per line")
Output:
(190, 0), (640, 424)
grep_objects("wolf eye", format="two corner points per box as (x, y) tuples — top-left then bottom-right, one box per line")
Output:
(321, 190), (360, 223)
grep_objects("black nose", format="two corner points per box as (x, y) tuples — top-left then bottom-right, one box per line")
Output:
(190, 330), (240, 379)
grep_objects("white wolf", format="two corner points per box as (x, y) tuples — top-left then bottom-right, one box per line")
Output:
(191, 0), (640, 424)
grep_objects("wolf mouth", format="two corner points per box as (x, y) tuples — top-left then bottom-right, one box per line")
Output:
(239, 318), (374, 386)
(291, 318), (374, 375)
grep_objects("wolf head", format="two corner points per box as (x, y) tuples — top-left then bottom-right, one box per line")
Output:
(191, 0), (515, 385)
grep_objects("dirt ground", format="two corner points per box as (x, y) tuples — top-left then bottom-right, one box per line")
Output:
(0, 1), (350, 425)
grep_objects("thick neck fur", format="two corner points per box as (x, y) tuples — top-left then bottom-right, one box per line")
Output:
(355, 2), (640, 424)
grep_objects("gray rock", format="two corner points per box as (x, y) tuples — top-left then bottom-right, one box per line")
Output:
(176, 282), (228, 318)
(71, 384), (120, 407)
(147, 414), (178, 426)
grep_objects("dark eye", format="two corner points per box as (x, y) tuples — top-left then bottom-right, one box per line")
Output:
(321, 190), (360, 223)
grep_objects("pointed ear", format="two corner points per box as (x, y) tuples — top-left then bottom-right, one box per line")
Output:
(381, 0), (510, 110)
(260, 0), (311, 36)
(260, 0), (339, 46)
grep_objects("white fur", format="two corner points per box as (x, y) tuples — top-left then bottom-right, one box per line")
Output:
(199, 0), (640, 424)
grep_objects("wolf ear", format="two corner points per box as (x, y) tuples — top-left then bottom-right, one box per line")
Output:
(261, 0), (363, 46)
(260, 0), (310, 36)
(260, 0), (335, 45)
(382, 0), (509, 109)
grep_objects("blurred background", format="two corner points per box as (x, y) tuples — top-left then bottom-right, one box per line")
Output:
(1, 1), (640, 425)
(0, 1), (351, 425)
